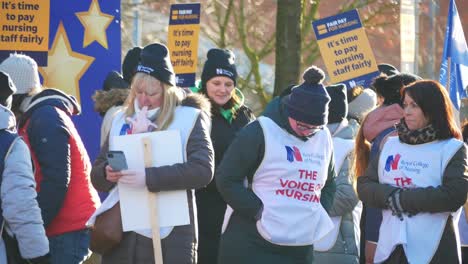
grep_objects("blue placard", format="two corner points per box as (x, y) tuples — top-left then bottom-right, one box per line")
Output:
(312, 9), (362, 40)
(176, 73), (196, 88)
(342, 71), (380, 90)
(169, 3), (201, 25)
(0, 50), (48, 66)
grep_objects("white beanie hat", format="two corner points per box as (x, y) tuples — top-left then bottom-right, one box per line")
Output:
(0, 53), (41, 95)
(348, 88), (377, 122)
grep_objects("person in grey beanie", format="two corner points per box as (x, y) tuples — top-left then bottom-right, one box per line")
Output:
(216, 66), (336, 264)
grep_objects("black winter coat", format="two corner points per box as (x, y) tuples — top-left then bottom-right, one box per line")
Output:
(196, 105), (255, 264)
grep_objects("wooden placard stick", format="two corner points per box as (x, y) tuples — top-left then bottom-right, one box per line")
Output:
(142, 137), (163, 264)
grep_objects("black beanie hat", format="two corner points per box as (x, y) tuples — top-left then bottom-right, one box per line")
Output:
(285, 66), (331, 126)
(372, 72), (422, 105)
(136, 43), (176, 86)
(377, 63), (399, 76)
(326, 83), (348, 124)
(201, 48), (238, 88)
(103, 71), (129, 91)
(122, 47), (142, 84)
(0, 71), (16, 108)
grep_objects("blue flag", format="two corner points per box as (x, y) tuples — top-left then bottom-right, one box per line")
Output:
(439, 0), (468, 110)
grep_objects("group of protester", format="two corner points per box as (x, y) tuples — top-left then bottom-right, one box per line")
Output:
(0, 40), (466, 264)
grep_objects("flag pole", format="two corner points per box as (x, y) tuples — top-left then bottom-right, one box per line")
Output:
(447, 57), (462, 126)
(446, 57), (451, 92)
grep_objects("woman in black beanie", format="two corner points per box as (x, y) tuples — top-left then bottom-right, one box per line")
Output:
(216, 66), (337, 264)
(91, 43), (214, 264)
(191, 48), (255, 264)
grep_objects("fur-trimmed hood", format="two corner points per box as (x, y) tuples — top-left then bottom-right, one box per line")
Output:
(92, 88), (130, 115)
(181, 92), (211, 118)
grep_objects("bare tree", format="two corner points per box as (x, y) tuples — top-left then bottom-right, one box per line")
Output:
(274, 0), (303, 96)
(122, 0), (399, 110)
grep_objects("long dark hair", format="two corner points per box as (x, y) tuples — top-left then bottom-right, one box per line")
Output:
(401, 80), (461, 140)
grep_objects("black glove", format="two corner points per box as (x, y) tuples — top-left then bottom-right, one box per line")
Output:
(386, 189), (405, 221)
(254, 205), (264, 221)
(27, 253), (51, 264)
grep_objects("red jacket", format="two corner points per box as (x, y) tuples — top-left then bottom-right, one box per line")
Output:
(19, 89), (100, 236)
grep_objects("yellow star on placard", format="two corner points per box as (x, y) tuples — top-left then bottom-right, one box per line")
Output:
(38, 22), (95, 103)
(76, 0), (114, 49)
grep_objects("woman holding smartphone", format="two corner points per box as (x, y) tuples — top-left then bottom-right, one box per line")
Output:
(90, 43), (214, 264)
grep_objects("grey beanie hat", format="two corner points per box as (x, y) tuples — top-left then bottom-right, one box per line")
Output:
(348, 88), (377, 121)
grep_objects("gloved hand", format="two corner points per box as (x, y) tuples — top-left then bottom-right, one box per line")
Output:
(119, 169), (146, 188)
(126, 106), (157, 134)
(28, 253), (51, 264)
(386, 189), (405, 221)
(254, 205), (264, 221)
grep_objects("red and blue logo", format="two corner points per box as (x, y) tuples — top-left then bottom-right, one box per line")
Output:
(385, 154), (401, 172)
(285, 146), (303, 162)
(120, 123), (132, 135)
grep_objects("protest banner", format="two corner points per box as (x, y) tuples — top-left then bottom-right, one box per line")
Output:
(167, 3), (200, 87)
(0, 0), (50, 65)
(312, 9), (379, 89)
(39, 0), (121, 161)
(110, 130), (190, 231)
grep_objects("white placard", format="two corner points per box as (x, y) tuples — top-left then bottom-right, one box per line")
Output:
(110, 130), (190, 231)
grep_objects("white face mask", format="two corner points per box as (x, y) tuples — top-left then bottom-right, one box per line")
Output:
(134, 100), (159, 120)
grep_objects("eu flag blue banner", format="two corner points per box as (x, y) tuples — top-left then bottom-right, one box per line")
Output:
(439, 0), (468, 110)
(40, 0), (121, 161)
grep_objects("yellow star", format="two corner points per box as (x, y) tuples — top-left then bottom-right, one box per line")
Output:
(38, 22), (95, 103)
(76, 0), (114, 49)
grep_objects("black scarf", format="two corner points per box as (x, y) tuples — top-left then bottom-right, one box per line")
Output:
(396, 119), (438, 145)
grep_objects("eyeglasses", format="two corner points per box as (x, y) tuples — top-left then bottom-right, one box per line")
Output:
(295, 120), (323, 134)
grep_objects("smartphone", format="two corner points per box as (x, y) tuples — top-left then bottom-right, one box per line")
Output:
(107, 151), (128, 171)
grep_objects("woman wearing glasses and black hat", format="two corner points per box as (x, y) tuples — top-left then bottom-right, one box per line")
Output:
(216, 66), (336, 264)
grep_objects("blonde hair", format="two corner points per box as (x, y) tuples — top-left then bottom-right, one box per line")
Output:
(124, 72), (182, 130)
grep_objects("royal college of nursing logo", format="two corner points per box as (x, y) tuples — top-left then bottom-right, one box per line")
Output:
(285, 146), (303, 162)
(385, 154), (401, 172)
